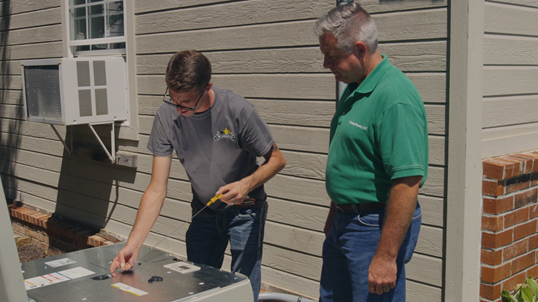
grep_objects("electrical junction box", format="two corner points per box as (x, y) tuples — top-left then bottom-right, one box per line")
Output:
(21, 57), (128, 126)
(23, 243), (253, 302)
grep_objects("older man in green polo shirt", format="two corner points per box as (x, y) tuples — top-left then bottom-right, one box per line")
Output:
(315, 3), (428, 302)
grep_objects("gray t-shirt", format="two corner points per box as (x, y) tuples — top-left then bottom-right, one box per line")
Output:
(148, 87), (274, 216)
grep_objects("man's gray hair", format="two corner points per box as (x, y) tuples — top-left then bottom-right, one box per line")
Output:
(314, 2), (378, 54)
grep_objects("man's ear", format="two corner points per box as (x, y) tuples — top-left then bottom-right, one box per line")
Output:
(353, 41), (367, 57)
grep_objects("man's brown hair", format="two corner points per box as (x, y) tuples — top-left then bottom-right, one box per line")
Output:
(165, 50), (212, 92)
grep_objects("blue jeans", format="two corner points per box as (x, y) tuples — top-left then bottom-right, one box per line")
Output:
(186, 203), (268, 302)
(319, 203), (422, 302)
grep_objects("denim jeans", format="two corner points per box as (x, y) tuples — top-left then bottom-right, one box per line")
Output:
(319, 203), (422, 302)
(186, 203), (268, 302)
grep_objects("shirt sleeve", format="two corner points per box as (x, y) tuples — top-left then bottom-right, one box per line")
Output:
(238, 107), (274, 158)
(378, 103), (427, 180)
(147, 109), (174, 156)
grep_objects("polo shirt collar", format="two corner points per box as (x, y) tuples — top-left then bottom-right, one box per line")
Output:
(351, 54), (391, 95)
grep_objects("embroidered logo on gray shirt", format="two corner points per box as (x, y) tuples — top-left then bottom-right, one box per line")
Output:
(214, 127), (237, 142)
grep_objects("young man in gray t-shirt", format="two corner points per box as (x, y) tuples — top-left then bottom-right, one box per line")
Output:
(110, 50), (286, 301)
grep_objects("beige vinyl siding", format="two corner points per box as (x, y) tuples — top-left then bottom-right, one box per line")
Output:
(1, 0), (448, 301)
(482, 1), (538, 158)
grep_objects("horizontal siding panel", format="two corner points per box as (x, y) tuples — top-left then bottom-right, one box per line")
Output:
(136, 0), (334, 35)
(415, 225), (443, 257)
(262, 244), (321, 282)
(267, 197), (326, 232)
(407, 280), (442, 302)
(383, 41), (446, 72)
(488, 0), (538, 8)
(0, 61), (24, 76)
(0, 0), (59, 16)
(136, 21), (318, 55)
(134, 0), (235, 14)
(484, 35), (538, 65)
(2, 43), (63, 61)
(483, 67), (538, 96)
(485, 2), (538, 36)
(406, 253), (443, 287)
(0, 104), (23, 119)
(362, 0), (448, 13)
(408, 73), (446, 104)
(419, 195), (444, 228)
(374, 8), (447, 41)
(483, 95), (538, 128)
(0, 89), (23, 104)
(4, 24), (62, 46)
(5, 8), (61, 31)
(264, 221), (324, 257)
(482, 123), (538, 158)
(279, 150), (326, 180)
(261, 265), (319, 299)
(266, 174), (328, 207)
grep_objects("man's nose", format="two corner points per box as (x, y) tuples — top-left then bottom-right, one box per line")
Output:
(323, 57), (332, 69)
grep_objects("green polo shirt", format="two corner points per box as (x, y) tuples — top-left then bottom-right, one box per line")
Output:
(326, 55), (428, 205)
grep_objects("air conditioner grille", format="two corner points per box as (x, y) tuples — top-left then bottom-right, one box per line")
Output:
(24, 65), (62, 120)
(76, 61), (91, 87)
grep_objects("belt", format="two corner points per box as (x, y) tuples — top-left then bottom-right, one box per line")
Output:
(233, 200), (266, 209)
(335, 202), (386, 213)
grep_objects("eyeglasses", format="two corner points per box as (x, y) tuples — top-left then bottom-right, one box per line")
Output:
(162, 86), (207, 111)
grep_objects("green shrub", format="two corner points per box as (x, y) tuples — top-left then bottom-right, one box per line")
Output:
(502, 276), (538, 302)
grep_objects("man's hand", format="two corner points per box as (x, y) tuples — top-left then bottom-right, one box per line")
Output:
(110, 245), (139, 276)
(217, 180), (251, 206)
(368, 254), (397, 294)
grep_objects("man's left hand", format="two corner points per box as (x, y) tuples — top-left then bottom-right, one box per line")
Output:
(217, 180), (250, 206)
(368, 254), (397, 295)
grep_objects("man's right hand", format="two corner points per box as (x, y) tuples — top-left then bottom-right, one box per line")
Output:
(110, 245), (139, 276)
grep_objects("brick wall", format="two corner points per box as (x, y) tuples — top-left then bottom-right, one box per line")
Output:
(481, 151), (538, 301)
(9, 203), (122, 257)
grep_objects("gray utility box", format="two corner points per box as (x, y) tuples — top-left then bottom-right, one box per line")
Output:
(21, 57), (128, 126)
(23, 243), (253, 302)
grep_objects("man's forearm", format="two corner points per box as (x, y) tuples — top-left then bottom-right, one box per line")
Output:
(375, 176), (421, 260)
(126, 189), (166, 251)
(240, 143), (286, 193)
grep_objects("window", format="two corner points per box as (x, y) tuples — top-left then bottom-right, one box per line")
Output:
(62, 0), (139, 140)
(68, 0), (125, 55)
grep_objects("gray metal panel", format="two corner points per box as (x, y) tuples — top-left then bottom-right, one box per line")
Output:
(23, 244), (252, 302)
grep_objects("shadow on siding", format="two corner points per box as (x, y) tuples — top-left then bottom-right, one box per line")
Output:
(54, 125), (137, 229)
(0, 2), (23, 203)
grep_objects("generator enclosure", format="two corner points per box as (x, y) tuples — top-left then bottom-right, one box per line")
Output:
(21, 57), (128, 126)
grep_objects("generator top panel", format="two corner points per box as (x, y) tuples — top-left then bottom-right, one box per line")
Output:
(23, 243), (253, 302)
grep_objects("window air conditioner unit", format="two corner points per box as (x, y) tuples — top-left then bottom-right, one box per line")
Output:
(21, 57), (128, 126)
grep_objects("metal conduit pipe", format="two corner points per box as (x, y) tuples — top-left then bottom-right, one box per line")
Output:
(258, 292), (318, 302)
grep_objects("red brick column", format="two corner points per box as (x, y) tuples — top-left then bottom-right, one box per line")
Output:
(480, 151), (538, 301)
